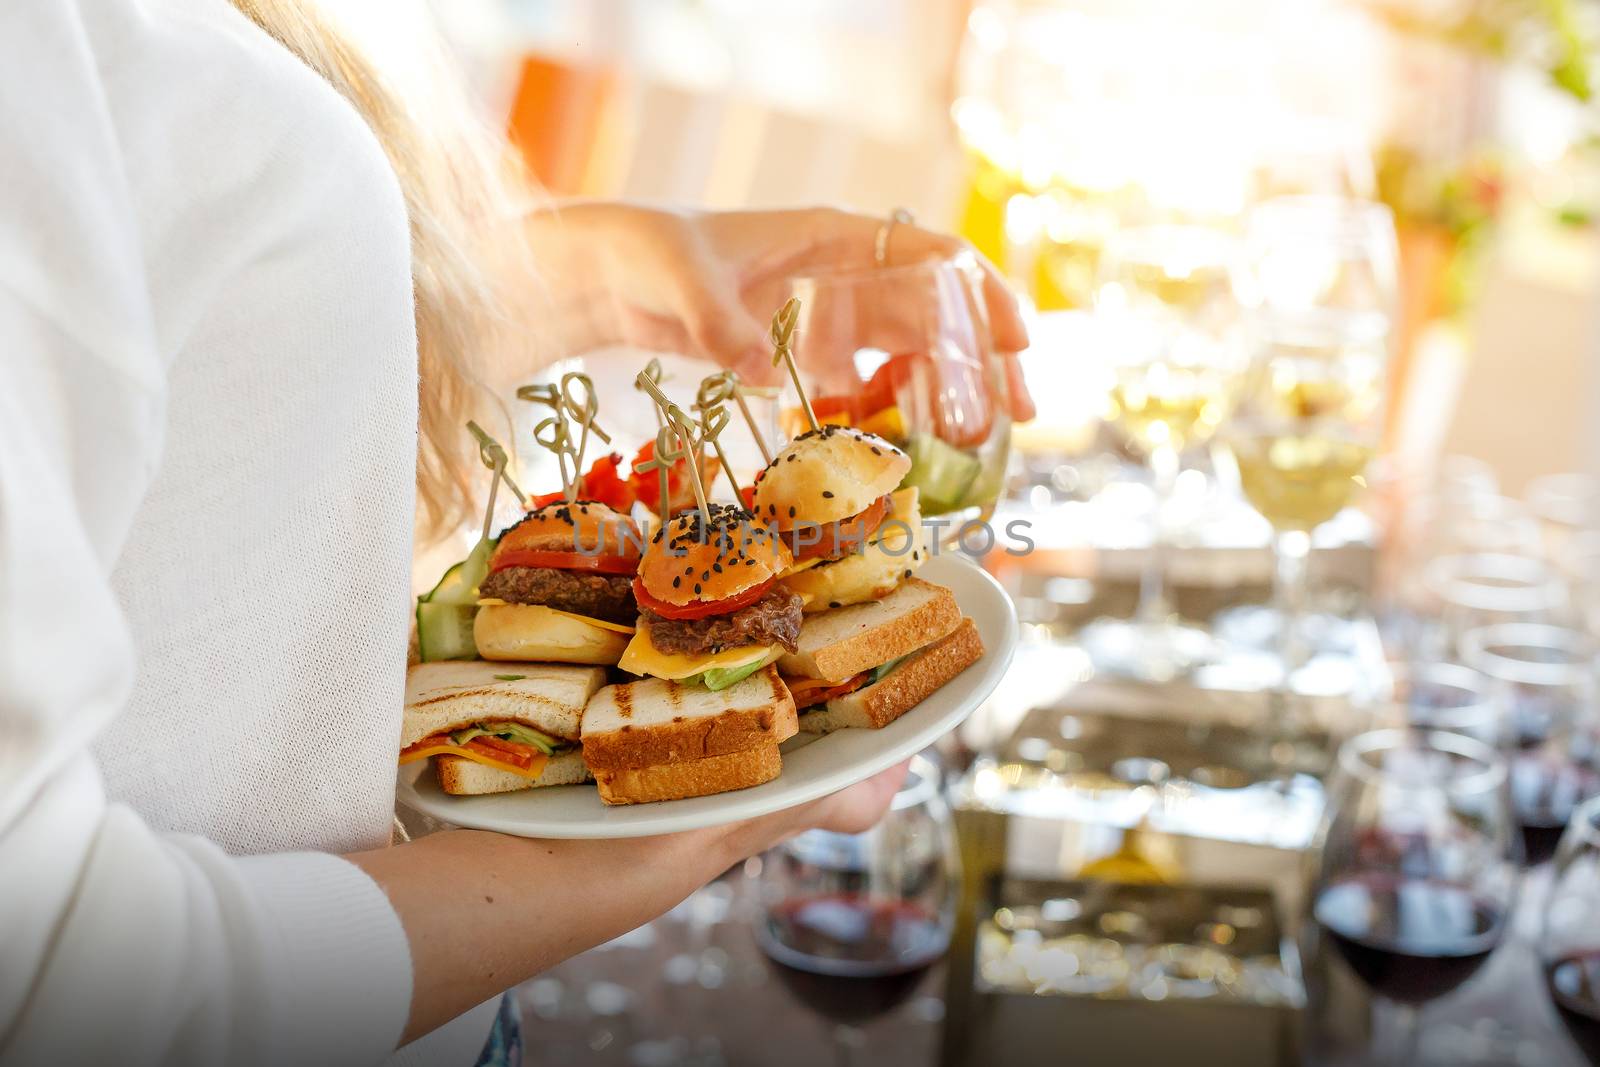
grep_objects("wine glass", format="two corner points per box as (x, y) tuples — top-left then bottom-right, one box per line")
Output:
(749, 756), (958, 1065)
(1079, 224), (1248, 680)
(786, 254), (1011, 527)
(1462, 623), (1600, 866)
(1228, 197), (1395, 698)
(1395, 661), (1501, 749)
(1420, 552), (1570, 661)
(1528, 472), (1600, 558)
(1540, 795), (1600, 1064)
(1310, 729), (1519, 1063)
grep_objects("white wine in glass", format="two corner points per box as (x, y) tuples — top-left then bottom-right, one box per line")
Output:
(1233, 431), (1376, 531)
(1083, 225), (1246, 680)
(1226, 309), (1387, 729)
(1107, 357), (1234, 456)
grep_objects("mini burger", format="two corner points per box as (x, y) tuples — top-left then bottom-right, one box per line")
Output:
(619, 503), (803, 689)
(474, 500), (644, 664)
(749, 425), (923, 611)
(752, 426), (982, 733)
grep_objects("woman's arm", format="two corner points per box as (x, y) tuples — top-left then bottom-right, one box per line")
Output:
(351, 765), (905, 1043)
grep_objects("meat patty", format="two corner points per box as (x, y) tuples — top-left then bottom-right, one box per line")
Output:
(643, 587), (804, 656)
(478, 566), (636, 624)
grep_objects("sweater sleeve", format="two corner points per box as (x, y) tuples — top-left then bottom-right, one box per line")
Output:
(0, 4), (412, 1064)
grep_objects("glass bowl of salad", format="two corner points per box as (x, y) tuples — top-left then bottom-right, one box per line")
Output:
(785, 253), (1012, 525)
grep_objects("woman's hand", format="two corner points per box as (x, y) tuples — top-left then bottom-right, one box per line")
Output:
(531, 204), (1035, 421)
(353, 762), (910, 1043)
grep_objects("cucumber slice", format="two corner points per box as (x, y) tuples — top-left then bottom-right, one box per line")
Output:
(870, 654), (909, 684)
(421, 537), (496, 606)
(900, 433), (981, 516)
(417, 601), (478, 662)
(696, 659), (768, 691)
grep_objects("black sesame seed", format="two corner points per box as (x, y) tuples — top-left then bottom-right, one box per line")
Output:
(870, 446), (881, 455)
(829, 600), (841, 608)
(694, 583), (702, 594)
(788, 506), (796, 518)
(822, 490), (834, 499)
(903, 569), (912, 578)
(713, 562), (722, 573)
(673, 576), (681, 588)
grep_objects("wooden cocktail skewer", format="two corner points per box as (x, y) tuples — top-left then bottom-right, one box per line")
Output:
(696, 370), (773, 467)
(558, 371), (610, 479)
(467, 420), (526, 541)
(770, 297), (818, 434)
(635, 358), (666, 432)
(635, 372), (711, 524)
(531, 414), (581, 503)
(695, 404), (743, 504)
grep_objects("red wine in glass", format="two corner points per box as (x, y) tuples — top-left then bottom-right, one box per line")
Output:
(1548, 951), (1600, 1064)
(1512, 756), (1600, 866)
(756, 894), (948, 1026)
(1313, 875), (1504, 1004)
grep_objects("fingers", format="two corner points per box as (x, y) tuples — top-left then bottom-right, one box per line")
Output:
(882, 223), (1031, 354)
(1001, 352), (1036, 423)
(811, 760), (911, 836)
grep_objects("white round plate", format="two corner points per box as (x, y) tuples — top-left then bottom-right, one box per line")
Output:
(397, 554), (1017, 838)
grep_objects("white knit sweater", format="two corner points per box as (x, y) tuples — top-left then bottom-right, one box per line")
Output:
(0, 1), (472, 1063)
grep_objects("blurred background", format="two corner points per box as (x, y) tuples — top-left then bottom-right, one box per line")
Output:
(383, 1), (1600, 1064)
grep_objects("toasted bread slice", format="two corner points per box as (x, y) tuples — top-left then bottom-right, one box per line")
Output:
(778, 578), (961, 684)
(800, 617), (983, 734)
(403, 661), (608, 746)
(593, 745), (783, 805)
(581, 666), (797, 770)
(434, 750), (594, 796)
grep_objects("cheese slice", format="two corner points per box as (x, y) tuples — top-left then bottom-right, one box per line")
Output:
(474, 600), (635, 634)
(617, 626), (777, 680)
(398, 743), (551, 780)
(779, 556), (825, 578)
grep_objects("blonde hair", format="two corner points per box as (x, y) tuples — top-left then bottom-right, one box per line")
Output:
(229, 0), (538, 542)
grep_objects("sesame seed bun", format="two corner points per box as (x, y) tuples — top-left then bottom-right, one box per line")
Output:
(750, 427), (911, 528)
(639, 504), (792, 607)
(491, 501), (641, 564)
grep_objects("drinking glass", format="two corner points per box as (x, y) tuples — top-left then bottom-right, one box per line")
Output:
(1462, 623), (1599, 866)
(1394, 661), (1500, 749)
(1559, 531), (1600, 640)
(1420, 552), (1569, 660)
(1310, 730), (1519, 1063)
(1248, 195), (1398, 319)
(1080, 224), (1248, 679)
(1540, 796), (1600, 1064)
(1228, 197), (1395, 692)
(786, 254), (1011, 527)
(1528, 472), (1600, 558)
(750, 756), (958, 1065)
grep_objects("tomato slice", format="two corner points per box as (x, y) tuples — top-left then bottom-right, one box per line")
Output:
(628, 441), (722, 518)
(786, 670), (871, 708)
(490, 549), (639, 575)
(633, 574), (773, 620)
(783, 494), (890, 560)
(528, 453), (637, 513)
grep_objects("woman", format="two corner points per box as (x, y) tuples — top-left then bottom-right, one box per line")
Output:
(0, 2), (1030, 1065)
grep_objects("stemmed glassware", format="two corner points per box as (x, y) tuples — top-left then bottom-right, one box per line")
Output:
(1540, 796), (1600, 1064)
(1227, 197), (1396, 698)
(1310, 729), (1519, 1063)
(1461, 623), (1599, 866)
(1079, 224), (1248, 679)
(1419, 552), (1570, 661)
(749, 756), (959, 1066)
